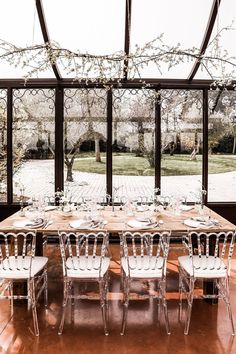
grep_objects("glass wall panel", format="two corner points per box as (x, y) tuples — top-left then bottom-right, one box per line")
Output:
(112, 89), (155, 200)
(208, 90), (236, 202)
(0, 89), (7, 202)
(64, 88), (107, 201)
(12, 89), (55, 202)
(160, 90), (203, 201)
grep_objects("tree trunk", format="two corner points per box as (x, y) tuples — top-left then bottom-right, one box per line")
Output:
(233, 135), (236, 154)
(137, 121), (144, 157)
(95, 138), (101, 162)
(66, 162), (73, 182)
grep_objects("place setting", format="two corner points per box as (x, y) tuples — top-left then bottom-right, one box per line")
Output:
(12, 217), (48, 229)
(183, 215), (220, 229)
(69, 218), (107, 230)
(125, 215), (159, 230)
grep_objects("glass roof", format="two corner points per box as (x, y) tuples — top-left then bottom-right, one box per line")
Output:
(0, 0), (235, 81)
(0, 0), (54, 78)
(195, 0), (236, 80)
(130, 0), (213, 79)
(42, 0), (126, 78)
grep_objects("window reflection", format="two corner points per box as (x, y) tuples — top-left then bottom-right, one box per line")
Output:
(208, 91), (236, 202)
(12, 89), (55, 202)
(161, 90), (203, 201)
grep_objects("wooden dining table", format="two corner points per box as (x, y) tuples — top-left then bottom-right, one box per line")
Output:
(0, 204), (235, 243)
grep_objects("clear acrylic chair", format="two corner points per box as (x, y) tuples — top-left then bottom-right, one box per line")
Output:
(0, 231), (48, 336)
(178, 230), (235, 335)
(58, 231), (110, 335)
(120, 231), (171, 335)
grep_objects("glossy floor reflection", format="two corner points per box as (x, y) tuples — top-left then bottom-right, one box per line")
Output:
(0, 244), (236, 354)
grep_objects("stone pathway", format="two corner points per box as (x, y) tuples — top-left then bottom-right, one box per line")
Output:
(13, 159), (236, 202)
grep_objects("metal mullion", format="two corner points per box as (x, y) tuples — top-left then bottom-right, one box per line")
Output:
(35, 0), (61, 80)
(203, 88), (208, 204)
(188, 0), (221, 81)
(106, 89), (113, 198)
(155, 89), (161, 191)
(7, 88), (13, 204)
(123, 0), (132, 80)
(55, 86), (64, 192)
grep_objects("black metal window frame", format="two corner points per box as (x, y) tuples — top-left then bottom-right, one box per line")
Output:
(1, 81), (236, 210)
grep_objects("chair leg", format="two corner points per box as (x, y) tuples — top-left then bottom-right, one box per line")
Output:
(9, 281), (14, 316)
(27, 280), (31, 311)
(155, 281), (160, 322)
(71, 282), (75, 306)
(44, 269), (48, 308)
(159, 281), (171, 335)
(99, 279), (109, 336)
(178, 269), (184, 321)
(120, 277), (130, 336)
(184, 278), (194, 335)
(104, 273), (109, 327)
(222, 278), (235, 336)
(29, 279), (39, 336)
(58, 280), (70, 335)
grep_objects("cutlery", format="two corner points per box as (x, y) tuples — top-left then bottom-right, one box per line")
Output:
(43, 220), (53, 229)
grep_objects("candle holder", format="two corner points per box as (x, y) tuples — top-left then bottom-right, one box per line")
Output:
(18, 186), (25, 217)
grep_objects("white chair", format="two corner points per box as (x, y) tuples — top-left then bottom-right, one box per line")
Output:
(58, 231), (110, 335)
(120, 231), (171, 335)
(178, 230), (235, 335)
(0, 231), (48, 336)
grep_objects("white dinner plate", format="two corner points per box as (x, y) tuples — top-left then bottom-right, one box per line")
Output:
(180, 205), (194, 212)
(12, 218), (45, 229)
(127, 220), (157, 229)
(136, 206), (149, 212)
(183, 219), (200, 228)
(183, 218), (217, 228)
(69, 219), (93, 229)
(44, 206), (57, 211)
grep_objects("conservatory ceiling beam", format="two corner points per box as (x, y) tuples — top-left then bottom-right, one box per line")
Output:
(0, 78), (235, 90)
(123, 0), (132, 80)
(188, 0), (222, 81)
(35, 0), (62, 80)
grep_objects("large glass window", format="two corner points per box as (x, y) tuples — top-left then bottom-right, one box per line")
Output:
(64, 88), (107, 201)
(160, 90), (203, 200)
(112, 89), (155, 200)
(208, 91), (236, 202)
(0, 89), (7, 202)
(12, 89), (55, 202)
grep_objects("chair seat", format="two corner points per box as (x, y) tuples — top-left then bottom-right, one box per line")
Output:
(0, 256), (48, 279)
(65, 256), (110, 278)
(121, 256), (164, 278)
(178, 255), (227, 279)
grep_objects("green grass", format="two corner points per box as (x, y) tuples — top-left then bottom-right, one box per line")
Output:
(72, 153), (236, 176)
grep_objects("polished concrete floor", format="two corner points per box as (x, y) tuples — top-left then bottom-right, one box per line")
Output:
(1, 243), (236, 354)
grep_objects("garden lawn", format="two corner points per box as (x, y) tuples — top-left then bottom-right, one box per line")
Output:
(72, 153), (236, 176)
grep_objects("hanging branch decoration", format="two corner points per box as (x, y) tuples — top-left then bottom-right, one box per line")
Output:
(0, 26), (236, 88)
